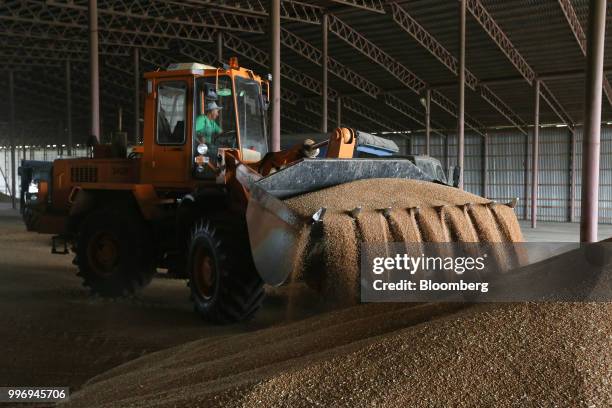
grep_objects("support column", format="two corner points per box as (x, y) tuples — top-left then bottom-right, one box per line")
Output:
(57, 121), (63, 156)
(336, 96), (342, 128)
(580, 0), (606, 243)
(444, 134), (450, 174)
(89, 0), (100, 142)
(523, 133), (529, 220)
(482, 132), (488, 198)
(269, 0), (281, 151)
(133, 48), (140, 144)
(3, 148), (7, 195)
(457, 0), (466, 189)
(9, 71), (16, 209)
(217, 31), (223, 64)
(65, 59), (72, 156)
(21, 127), (26, 161)
(117, 106), (123, 132)
(531, 79), (540, 229)
(569, 129), (576, 222)
(425, 88), (431, 155)
(321, 13), (329, 133)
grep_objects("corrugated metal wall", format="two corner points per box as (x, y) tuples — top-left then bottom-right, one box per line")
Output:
(408, 125), (612, 224)
(411, 131), (483, 197)
(0, 146), (89, 198)
(2, 125), (612, 224)
(574, 126), (612, 223)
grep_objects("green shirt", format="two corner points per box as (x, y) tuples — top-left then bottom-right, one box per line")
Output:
(195, 115), (222, 143)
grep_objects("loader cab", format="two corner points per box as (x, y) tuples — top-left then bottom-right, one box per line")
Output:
(141, 60), (269, 186)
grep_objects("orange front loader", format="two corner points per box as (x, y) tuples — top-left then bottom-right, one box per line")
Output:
(19, 60), (504, 323)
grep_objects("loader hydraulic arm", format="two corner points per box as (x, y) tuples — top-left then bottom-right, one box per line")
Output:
(256, 128), (357, 176)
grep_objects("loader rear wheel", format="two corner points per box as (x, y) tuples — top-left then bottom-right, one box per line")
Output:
(187, 219), (265, 324)
(76, 207), (155, 297)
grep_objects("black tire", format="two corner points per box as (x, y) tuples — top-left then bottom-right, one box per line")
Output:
(75, 206), (155, 297)
(187, 218), (265, 324)
(22, 205), (38, 231)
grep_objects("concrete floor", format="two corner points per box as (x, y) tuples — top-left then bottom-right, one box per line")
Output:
(519, 220), (612, 242)
(0, 203), (321, 391)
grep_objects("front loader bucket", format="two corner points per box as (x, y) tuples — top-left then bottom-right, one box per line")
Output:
(245, 158), (431, 286)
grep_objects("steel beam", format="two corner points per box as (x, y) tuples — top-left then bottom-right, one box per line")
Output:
(2, 2), (215, 44)
(46, 0), (266, 34)
(539, 83), (575, 130)
(282, 106), (320, 132)
(0, 38), (132, 57)
(321, 13), (328, 133)
(384, 94), (446, 138)
(341, 98), (405, 131)
(0, 21), (171, 49)
(531, 80), (540, 229)
(270, 0), (281, 152)
(557, 0), (612, 109)
(176, 0), (323, 24)
(9, 71), (16, 209)
(177, 41), (301, 107)
(0, 46), (126, 63)
(457, 0), (466, 190)
(66, 59), (72, 156)
(328, 14), (424, 94)
(391, 3), (527, 135)
(133, 48), (140, 144)
(221, 32), (403, 131)
(280, 27), (429, 129)
(466, 0), (574, 129)
(224, 32), (337, 100)
(327, 13), (485, 135)
(0, 77), (80, 116)
(475, 67), (612, 86)
(580, 0), (606, 243)
(304, 98), (389, 132)
(425, 88), (431, 155)
(328, 1), (386, 13)
(280, 29), (380, 98)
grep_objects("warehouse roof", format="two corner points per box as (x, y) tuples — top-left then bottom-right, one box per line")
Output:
(1, 0), (612, 143)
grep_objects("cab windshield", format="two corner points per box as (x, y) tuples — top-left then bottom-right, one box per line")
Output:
(194, 76), (237, 155)
(235, 76), (268, 158)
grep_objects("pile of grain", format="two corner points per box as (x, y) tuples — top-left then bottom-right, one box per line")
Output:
(283, 179), (523, 300)
(64, 302), (611, 407)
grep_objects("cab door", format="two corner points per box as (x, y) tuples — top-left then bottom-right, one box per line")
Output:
(150, 80), (190, 184)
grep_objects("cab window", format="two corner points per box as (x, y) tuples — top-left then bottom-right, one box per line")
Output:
(235, 76), (268, 157)
(195, 76), (237, 154)
(157, 81), (187, 145)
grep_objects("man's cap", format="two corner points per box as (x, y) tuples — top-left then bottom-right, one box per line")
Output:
(207, 101), (223, 111)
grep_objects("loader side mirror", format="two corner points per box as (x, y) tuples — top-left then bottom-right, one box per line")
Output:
(452, 166), (461, 188)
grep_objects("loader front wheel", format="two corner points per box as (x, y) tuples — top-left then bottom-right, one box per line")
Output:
(187, 219), (265, 324)
(76, 207), (155, 297)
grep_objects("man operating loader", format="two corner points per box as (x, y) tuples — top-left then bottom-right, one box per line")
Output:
(195, 101), (223, 143)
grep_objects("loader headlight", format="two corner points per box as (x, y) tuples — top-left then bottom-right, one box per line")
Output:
(28, 181), (39, 194)
(196, 143), (208, 155)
